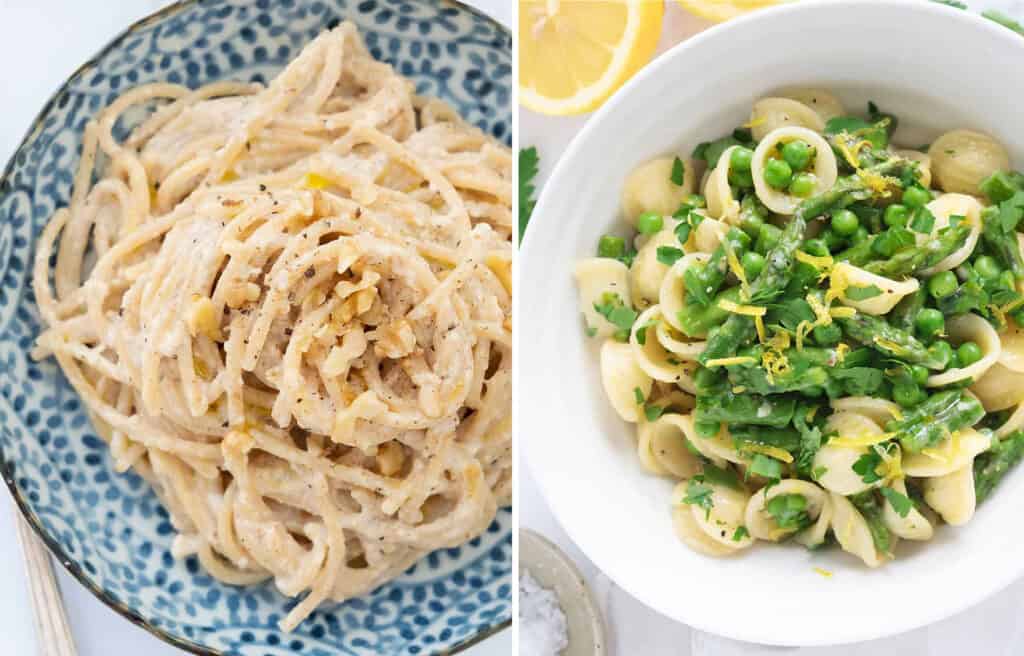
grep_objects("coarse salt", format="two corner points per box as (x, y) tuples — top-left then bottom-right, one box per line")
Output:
(519, 568), (569, 655)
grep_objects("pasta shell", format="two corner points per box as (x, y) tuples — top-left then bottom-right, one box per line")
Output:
(599, 340), (652, 423)
(831, 262), (919, 315)
(659, 252), (711, 335)
(830, 397), (902, 427)
(704, 146), (741, 223)
(925, 313), (1000, 388)
(574, 258), (632, 339)
(621, 157), (696, 225)
(630, 306), (702, 383)
(752, 127), (838, 215)
(829, 492), (884, 567)
(748, 97), (826, 141)
(923, 465), (977, 526)
(918, 193), (983, 276)
(881, 479), (933, 541)
(639, 414), (702, 479)
(902, 427), (991, 478)
(630, 220), (682, 308)
(928, 129), (1010, 195)
(779, 88), (846, 123)
(744, 479), (831, 543)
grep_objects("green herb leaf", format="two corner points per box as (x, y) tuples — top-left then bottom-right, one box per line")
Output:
(644, 403), (666, 422)
(844, 284), (883, 301)
(702, 463), (741, 489)
(633, 387), (645, 405)
(732, 525), (750, 541)
(909, 207), (936, 233)
(594, 293), (638, 333)
(880, 487), (913, 518)
(749, 454), (784, 481)
(671, 156), (686, 186)
(851, 451), (884, 484)
(765, 493), (811, 530)
(635, 319), (656, 346)
(518, 147), (539, 244)
(657, 246), (685, 267)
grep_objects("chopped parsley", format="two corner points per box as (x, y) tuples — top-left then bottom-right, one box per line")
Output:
(682, 478), (714, 516)
(670, 156), (686, 186)
(748, 454), (784, 481)
(851, 451), (884, 484)
(593, 292), (637, 340)
(656, 246), (685, 267)
(732, 525), (750, 542)
(765, 493), (811, 531)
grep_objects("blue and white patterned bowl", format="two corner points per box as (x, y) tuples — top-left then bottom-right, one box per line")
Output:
(0, 1), (511, 654)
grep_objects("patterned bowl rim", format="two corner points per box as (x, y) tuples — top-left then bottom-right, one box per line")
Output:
(0, 1), (512, 654)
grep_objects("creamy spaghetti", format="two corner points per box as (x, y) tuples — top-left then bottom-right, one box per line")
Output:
(31, 23), (511, 631)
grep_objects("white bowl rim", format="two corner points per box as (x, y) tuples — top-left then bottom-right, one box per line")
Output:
(520, 0), (1024, 646)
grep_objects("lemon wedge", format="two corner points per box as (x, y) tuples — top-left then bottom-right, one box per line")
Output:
(519, 0), (664, 116)
(673, 0), (782, 23)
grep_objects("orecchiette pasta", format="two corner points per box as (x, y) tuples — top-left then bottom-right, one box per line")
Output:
(831, 262), (919, 315)
(630, 219), (681, 307)
(813, 412), (886, 495)
(918, 193), (983, 276)
(744, 479), (832, 545)
(638, 414), (702, 478)
(923, 466), (977, 526)
(779, 88), (846, 123)
(704, 145), (742, 223)
(830, 492), (885, 567)
(925, 314), (1000, 388)
(902, 428), (992, 478)
(599, 340), (652, 423)
(621, 157), (696, 225)
(929, 129), (1010, 195)
(631, 306), (703, 383)
(752, 127), (837, 214)
(881, 479), (933, 541)
(748, 97), (825, 141)
(659, 252), (711, 335)
(574, 258), (632, 338)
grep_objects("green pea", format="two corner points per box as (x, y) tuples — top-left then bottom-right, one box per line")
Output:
(781, 140), (813, 171)
(803, 385), (825, 398)
(957, 341), (983, 367)
(803, 238), (830, 257)
(694, 366), (720, 391)
(812, 323), (842, 346)
(893, 383), (924, 408)
(757, 223), (782, 253)
(741, 251), (766, 278)
(929, 340), (954, 369)
(928, 271), (959, 299)
(910, 365), (930, 386)
(598, 235), (625, 259)
(850, 226), (870, 245)
(637, 211), (664, 235)
(914, 308), (945, 340)
(789, 173), (817, 197)
(764, 158), (793, 190)
(974, 255), (1001, 280)
(903, 185), (931, 209)
(695, 419), (722, 438)
(884, 203), (909, 228)
(831, 209), (859, 236)
(730, 147), (754, 173)
(740, 214), (764, 238)
(947, 350), (962, 370)
(729, 168), (754, 189)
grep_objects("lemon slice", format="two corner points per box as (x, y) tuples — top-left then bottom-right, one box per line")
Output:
(519, 0), (664, 116)
(673, 0), (782, 23)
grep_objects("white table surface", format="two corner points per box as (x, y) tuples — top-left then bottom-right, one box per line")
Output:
(0, 1), (513, 654)
(519, 1), (1024, 655)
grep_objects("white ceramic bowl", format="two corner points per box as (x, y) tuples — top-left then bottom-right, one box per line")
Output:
(519, 0), (1024, 646)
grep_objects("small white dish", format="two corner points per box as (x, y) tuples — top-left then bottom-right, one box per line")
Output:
(519, 529), (607, 655)
(519, 0), (1024, 646)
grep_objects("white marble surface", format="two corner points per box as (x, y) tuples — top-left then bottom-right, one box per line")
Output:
(519, 1), (1024, 654)
(0, 1), (512, 654)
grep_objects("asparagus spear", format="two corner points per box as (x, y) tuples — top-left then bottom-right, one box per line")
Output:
(695, 394), (796, 428)
(685, 227), (749, 308)
(850, 491), (892, 554)
(678, 287), (741, 338)
(975, 429), (1024, 503)
(838, 313), (945, 369)
(884, 390), (986, 452)
(728, 365), (830, 395)
(863, 224), (971, 277)
(731, 425), (802, 453)
(888, 287), (926, 332)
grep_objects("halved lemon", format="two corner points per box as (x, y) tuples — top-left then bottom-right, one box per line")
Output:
(519, 0), (664, 116)
(673, 0), (783, 24)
